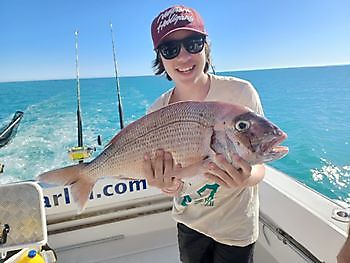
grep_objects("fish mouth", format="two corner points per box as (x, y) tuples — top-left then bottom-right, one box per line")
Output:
(261, 132), (289, 157)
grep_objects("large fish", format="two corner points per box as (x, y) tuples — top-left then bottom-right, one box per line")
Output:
(38, 101), (288, 211)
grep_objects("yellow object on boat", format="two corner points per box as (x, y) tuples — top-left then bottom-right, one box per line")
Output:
(16, 249), (45, 263)
(68, 146), (94, 161)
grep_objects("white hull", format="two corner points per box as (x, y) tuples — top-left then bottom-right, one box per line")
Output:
(42, 166), (349, 262)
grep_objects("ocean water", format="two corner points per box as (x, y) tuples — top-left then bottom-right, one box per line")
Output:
(0, 65), (349, 204)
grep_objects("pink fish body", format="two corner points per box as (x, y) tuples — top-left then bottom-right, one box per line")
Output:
(38, 101), (288, 211)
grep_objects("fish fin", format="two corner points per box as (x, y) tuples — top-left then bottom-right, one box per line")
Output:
(37, 163), (86, 185)
(37, 163), (96, 213)
(104, 134), (118, 149)
(70, 176), (96, 213)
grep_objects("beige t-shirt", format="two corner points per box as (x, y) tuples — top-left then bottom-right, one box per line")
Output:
(148, 73), (264, 246)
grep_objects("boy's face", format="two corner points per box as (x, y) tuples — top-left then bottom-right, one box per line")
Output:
(159, 30), (207, 85)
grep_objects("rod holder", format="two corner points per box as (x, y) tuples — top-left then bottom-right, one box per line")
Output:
(332, 208), (350, 223)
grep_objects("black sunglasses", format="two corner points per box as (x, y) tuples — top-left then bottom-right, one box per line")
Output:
(157, 35), (206, 60)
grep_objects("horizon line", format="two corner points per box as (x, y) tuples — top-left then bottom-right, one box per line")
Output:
(1, 63), (349, 84)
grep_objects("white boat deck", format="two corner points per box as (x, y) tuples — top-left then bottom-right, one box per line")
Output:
(44, 166), (349, 262)
(2, 166), (348, 262)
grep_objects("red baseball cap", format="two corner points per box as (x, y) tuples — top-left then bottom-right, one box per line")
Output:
(151, 5), (207, 49)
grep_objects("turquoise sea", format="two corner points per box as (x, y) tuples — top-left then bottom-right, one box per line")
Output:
(0, 65), (349, 203)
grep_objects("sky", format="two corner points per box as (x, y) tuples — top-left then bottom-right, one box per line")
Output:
(0, 0), (349, 82)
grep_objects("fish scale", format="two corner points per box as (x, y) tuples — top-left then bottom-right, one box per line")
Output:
(84, 102), (217, 179)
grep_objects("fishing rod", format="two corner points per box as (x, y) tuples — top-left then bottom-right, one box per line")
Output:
(75, 30), (83, 150)
(109, 22), (125, 130)
(68, 30), (94, 162)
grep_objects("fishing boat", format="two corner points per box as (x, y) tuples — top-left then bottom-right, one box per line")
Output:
(0, 111), (24, 149)
(1, 168), (348, 262)
(43, 167), (349, 262)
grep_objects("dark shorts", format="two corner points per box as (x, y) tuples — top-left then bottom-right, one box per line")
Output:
(177, 223), (255, 263)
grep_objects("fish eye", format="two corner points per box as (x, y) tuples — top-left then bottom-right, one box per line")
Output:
(235, 120), (250, 132)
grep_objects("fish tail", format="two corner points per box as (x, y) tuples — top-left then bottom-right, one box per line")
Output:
(37, 163), (96, 212)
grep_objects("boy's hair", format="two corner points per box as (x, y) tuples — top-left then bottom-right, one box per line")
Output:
(152, 43), (212, 81)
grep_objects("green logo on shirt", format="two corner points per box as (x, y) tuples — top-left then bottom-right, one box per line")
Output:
(180, 183), (220, 207)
